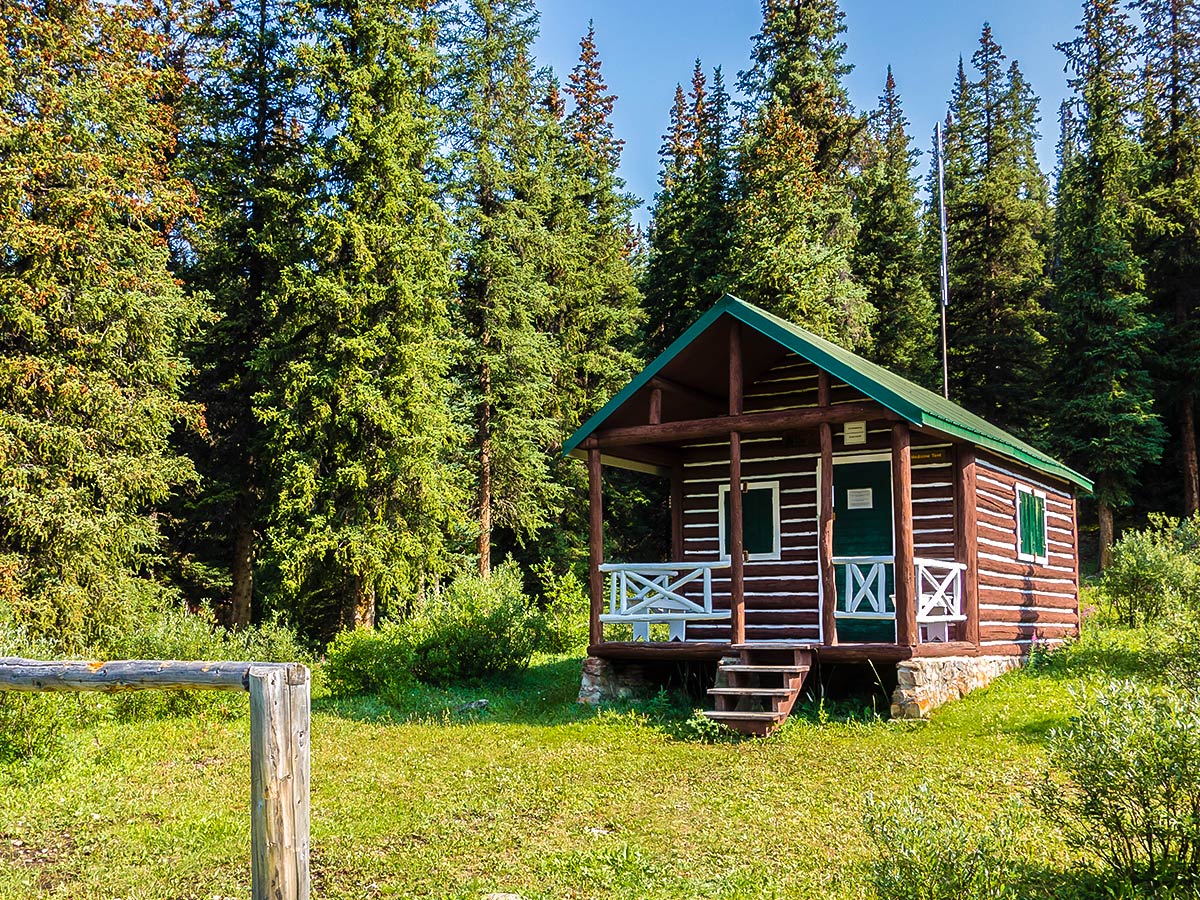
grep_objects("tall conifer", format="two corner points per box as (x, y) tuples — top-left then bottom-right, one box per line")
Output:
(1053, 0), (1165, 565)
(0, 0), (205, 646)
(936, 26), (1051, 430)
(1134, 0), (1200, 513)
(556, 22), (641, 430)
(854, 68), (937, 382)
(252, 0), (461, 636)
(731, 0), (870, 347)
(443, 0), (563, 578)
(168, 0), (312, 626)
(642, 63), (735, 353)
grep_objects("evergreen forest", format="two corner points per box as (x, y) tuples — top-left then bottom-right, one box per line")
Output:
(3, 0), (1198, 649)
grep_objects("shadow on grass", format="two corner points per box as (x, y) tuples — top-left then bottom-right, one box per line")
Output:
(314, 654), (600, 728)
(1006, 859), (1200, 900)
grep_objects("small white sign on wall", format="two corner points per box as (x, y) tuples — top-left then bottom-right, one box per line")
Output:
(844, 420), (867, 445)
(846, 488), (874, 510)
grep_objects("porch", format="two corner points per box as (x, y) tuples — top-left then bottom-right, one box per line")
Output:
(575, 313), (982, 664)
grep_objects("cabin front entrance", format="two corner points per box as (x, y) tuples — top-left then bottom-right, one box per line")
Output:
(831, 458), (896, 644)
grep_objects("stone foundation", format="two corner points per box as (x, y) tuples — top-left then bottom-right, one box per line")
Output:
(577, 657), (655, 704)
(890, 655), (1023, 719)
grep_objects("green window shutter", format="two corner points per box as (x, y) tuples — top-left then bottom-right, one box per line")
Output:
(1018, 490), (1047, 559)
(723, 486), (777, 557)
(1034, 494), (1047, 558)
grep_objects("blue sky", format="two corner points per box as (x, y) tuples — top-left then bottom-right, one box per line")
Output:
(532, 0), (1084, 224)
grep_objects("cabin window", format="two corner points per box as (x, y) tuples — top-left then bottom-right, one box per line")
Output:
(1016, 484), (1048, 563)
(718, 481), (781, 561)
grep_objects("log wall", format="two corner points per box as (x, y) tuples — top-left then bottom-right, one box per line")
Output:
(677, 354), (963, 643)
(974, 450), (1080, 654)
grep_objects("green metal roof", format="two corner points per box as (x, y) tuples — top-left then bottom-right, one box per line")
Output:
(564, 295), (1093, 492)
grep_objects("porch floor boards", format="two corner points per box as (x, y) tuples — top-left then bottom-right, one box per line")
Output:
(589, 639), (979, 663)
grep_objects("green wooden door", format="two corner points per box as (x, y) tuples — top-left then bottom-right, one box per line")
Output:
(831, 460), (896, 643)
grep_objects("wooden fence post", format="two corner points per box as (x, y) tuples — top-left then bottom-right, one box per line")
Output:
(0, 658), (311, 900)
(249, 664), (311, 900)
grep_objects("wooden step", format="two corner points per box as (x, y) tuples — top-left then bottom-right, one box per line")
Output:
(731, 642), (817, 650)
(708, 687), (796, 697)
(719, 664), (809, 674)
(702, 710), (785, 722)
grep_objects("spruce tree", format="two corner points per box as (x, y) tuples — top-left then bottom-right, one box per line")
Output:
(0, 0), (205, 647)
(854, 67), (937, 382)
(1053, 0), (1165, 565)
(517, 24), (647, 579)
(935, 26), (1051, 431)
(642, 63), (736, 354)
(731, 0), (870, 347)
(443, 0), (563, 578)
(251, 0), (461, 636)
(167, 0), (312, 626)
(556, 21), (642, 431)
(1134, 0), (1200, 514)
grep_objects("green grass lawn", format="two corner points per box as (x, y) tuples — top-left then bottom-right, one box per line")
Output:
(0, 627), (1143, 900)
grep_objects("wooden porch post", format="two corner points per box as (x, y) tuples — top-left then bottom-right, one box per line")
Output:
(892, 423), (917, 646)
(817, 372), (836, 645)
(728, 320), (745, 645)
(819, 422), (836, 645)
(588, 448), (604, 647)
(729, 432), (745, 644)
(670, 461), (685, 562)
(955, 445), (980, 647)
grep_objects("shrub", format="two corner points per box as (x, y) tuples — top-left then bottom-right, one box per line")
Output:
(100, 605), (309, 720)
(1037, 681), (1200, 891)
(104, 605), (307, 663)
(1146, 607), (1200, 696)
(410, 560), (543, 685)
(323, 623), (414, 697)
(1098, 514), (1200, 628)
(536, 564), (590, 653)
(0, 616), (71, 763)
(862, 784), (1022, 900)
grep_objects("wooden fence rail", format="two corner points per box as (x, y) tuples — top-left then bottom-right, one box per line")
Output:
(0, 658), (311, 900)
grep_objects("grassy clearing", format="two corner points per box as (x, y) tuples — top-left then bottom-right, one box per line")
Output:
(0, 625), (1146, 899)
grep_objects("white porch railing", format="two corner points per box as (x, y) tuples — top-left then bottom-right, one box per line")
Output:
(915, 557), (967, 642)
(830, 555), (967, 643)
(599, 561), (730, 641)
(832, 555), (895, 619)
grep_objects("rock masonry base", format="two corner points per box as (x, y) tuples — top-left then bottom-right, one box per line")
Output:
(890, 655), (1023, 719)
(577, 656), (655, 704)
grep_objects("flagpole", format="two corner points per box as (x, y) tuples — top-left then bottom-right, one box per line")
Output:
(936, 119), (950, 400)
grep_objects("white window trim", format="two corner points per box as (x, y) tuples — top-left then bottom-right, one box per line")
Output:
(1015, 483), (1049, 564)
(718, 480), (782, 562)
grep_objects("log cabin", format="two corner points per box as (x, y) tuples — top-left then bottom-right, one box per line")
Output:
(565, 295), (1091, 735)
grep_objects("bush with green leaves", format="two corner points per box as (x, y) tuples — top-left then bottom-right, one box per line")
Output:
(862, 784), (1022, 900)
(1037, 681), (1200, 892)
(536, 564), (590, 653)
(0, 604), (310, 751)
(100, 606), (307, 720)
(409, 561), (543, 685)
(323, 623), (414, 696)
(0, 615), (73, 763)
(1098, 514), (1200, 628)
(1146, 606), (1200, 696)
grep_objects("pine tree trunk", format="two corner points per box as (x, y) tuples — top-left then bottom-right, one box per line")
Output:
(1098, 499), (1114, 571)
(1182, 397), (1200, 516)
(229, 512), (254, 630)
(477, 359), (493, 580)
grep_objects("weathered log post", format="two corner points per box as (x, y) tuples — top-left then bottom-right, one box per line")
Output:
(249, 664), (311, 900)
(0, 658), (311, 900)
